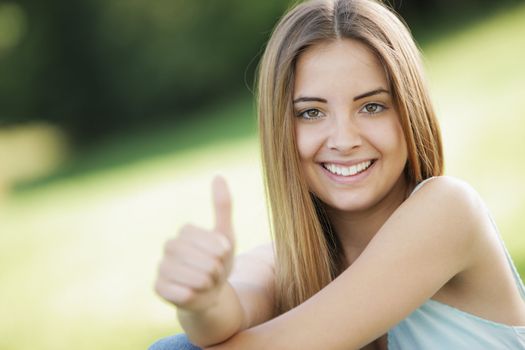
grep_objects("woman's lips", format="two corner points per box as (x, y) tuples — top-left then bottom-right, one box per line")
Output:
(320, 159), (377, 183)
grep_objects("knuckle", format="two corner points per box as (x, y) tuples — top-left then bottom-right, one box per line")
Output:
(178, 225), (207, 244)
(154, 280), (166, 297)
(204, 260), (215, 273)
(182, 223), (194, 230)
(199, 275), (214, 290)
(220, 244), (233, 260)
(216, 263), (226, 279)
(210, 260), (223, 277)
(155, 280), (194, 306)
(196, 274), (213, 291)
(163, 238), (179, 255)
(179, 224), (197, 236)
(215, 260), (224, 273)
(179, 289), (195, 304)
(158, 260), (171, 277)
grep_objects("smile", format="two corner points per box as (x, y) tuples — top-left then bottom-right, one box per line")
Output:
(322, 160), (373, 177)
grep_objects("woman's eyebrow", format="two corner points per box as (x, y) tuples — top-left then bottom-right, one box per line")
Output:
(353, 88), (389, 101)
(292, 96), (328, 104)
(293, 89), (389, 104)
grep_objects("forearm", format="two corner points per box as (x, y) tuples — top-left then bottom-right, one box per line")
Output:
(177, 282), (245, 347)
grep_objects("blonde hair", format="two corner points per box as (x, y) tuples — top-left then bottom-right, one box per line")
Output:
(256, 0), (443, 314)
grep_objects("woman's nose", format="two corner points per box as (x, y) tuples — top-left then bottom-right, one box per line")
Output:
(326, 116), (362, 152)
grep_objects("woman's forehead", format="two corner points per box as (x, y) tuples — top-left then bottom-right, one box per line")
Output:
(294, 39), (388, 97)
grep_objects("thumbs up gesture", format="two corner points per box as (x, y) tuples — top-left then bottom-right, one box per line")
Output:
(155, 176), (235, 312)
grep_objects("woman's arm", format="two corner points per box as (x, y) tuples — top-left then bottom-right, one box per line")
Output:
(207, 177), (487, 350)
(175, 244), (275, 347)
(175, 243), (275, 347)
(155, 177), (275, 347)
(228, 244), (276, 330)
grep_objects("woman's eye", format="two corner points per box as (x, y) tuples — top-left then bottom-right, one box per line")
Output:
(360, 103), (385, 115)
(298, 108), (324, 120)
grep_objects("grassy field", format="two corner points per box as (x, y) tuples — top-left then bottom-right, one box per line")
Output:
(1, 4), (525, 349)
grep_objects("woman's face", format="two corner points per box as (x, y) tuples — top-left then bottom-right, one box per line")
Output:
(293, 39), (408, 213)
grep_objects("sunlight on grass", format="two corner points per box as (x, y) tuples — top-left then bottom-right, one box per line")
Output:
(0, 122), (68, 200)
(0, 136), (270, 349)
(1, 4), (524, 349)
(423, 3), (525, 264)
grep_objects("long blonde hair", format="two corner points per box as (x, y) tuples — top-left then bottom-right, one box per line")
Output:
(256, 0), (443, 314)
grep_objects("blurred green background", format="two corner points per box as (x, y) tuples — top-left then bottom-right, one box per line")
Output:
(0, 0), (524, 349)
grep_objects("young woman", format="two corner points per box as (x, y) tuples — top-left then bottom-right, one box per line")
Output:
(150, 0), (525, 349)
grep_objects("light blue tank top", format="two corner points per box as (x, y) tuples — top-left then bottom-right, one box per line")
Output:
(388, 177), (525, 349)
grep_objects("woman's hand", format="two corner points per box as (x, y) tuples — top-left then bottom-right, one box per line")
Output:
(155, 176), (235, 312)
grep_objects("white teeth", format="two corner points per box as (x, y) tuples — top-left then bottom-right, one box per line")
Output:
(324, 160), (372, 176)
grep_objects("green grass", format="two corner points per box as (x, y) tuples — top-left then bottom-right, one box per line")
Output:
(1, 4), (525, 349)
(14, 93), (258, 192)
(421, 2), (525, 271)
(0, 100), (268, 349)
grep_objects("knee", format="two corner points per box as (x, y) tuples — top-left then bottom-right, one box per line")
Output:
(148, 334), (202, 350)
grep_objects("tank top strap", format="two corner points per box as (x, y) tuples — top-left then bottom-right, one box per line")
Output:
(409, 176), (525, 299)
(488, 213), (525, 300)
(409, 176), (437, 197)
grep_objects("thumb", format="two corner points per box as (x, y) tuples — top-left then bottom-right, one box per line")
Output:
(212, 176), (234, 242)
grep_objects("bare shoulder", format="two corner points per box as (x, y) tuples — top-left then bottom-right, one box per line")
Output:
(368, 176), (492, 277)
(411, 176), (481, 203)
(401, 176), (491, 264)
(408, 176), (487, 226)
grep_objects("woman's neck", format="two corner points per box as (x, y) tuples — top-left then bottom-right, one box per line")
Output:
(326, 175), (412, 266)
